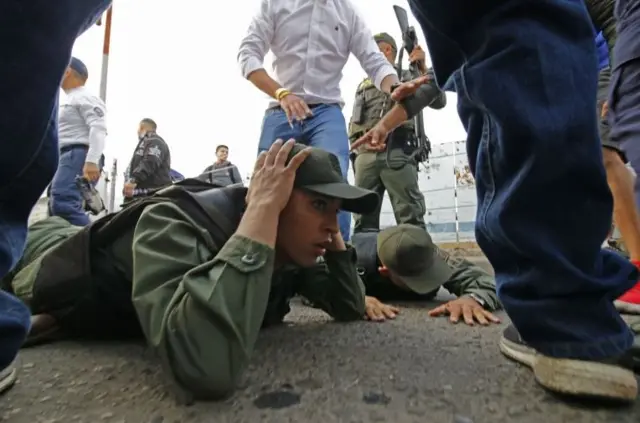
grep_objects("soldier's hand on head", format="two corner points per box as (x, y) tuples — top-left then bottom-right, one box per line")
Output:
(364, 296), (400, 322)
(428, 296), (500, 326)
(83, 162), (101, 182)
(279, 93), (313, 126)
(246, 139), (311, 212)
(391, 75), (430, 102)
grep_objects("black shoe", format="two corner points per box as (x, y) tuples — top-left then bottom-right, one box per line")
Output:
(499, 324), (639, 402)
(0, 366), (17, 395)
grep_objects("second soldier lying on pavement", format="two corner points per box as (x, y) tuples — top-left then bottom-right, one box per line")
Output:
(351, 225), (501, 325)
(0, 140), (379, 401)
(302, 224), (501, 325)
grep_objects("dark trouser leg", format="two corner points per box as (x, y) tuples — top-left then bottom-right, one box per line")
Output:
(0, 0), (112, 374)
(408, 0), (636, 357)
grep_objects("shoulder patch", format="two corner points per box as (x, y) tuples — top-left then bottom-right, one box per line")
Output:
(93, 106), (105, 118)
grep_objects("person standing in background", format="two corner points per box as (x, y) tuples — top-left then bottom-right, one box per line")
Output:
(50, 57), (107, 226)
(349, 33), (446, 232)
(201, 145), (243, 186)
(123, 118), (172, 200)
(237, 0), (401, 241)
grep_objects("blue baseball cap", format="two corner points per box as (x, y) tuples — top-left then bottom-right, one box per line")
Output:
(69, 57), (89, 79)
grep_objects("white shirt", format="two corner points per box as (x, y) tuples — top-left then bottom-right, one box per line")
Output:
(58, 86), (107, 164)
(238, 0), (397, 107)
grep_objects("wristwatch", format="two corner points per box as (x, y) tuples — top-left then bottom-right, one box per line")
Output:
(468, 293), (487, 308)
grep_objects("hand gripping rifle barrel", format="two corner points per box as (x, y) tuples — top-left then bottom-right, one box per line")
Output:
(392, 5), (431, 163)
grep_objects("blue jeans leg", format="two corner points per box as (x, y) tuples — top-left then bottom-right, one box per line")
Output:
(301, 105), (352, 241)
(257, 108), (300, 153)
(409, 0), (636, 359)
(50, 146), (91, 226)
(0, 0), (112, 371)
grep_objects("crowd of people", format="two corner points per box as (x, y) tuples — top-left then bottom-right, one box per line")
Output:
(1, 0), (640, 412)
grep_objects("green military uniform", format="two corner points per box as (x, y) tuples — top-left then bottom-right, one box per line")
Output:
(1, 144), (379, 402)
(348, 33), (447, 231)
(351, 225), (500, 310)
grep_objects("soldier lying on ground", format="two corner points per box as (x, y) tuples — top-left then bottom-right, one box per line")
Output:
(308, 225), (501, 325)
(0, 140), (380, 402)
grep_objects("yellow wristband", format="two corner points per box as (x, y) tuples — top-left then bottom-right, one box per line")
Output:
(275, 88), (290, 101)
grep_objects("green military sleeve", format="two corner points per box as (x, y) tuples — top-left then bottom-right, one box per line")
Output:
(296, 246), (366, 321)
(439, 252), (501, 311)
(131, 202), (275, 401)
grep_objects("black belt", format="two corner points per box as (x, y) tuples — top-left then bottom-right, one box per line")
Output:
(267, 102), (338, 112)
(60, 144), (88, 153)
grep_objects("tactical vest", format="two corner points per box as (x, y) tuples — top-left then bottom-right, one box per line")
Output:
(348, 69), (414, 152)
(28, 178), (246, 337)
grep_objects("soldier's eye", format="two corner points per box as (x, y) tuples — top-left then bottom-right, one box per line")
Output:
(312, 199), (328, 211)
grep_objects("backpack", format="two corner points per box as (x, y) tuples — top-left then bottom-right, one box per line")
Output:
(29, 178), (247, 334)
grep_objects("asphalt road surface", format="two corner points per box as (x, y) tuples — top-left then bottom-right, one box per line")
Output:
(2, 293), (639, 423)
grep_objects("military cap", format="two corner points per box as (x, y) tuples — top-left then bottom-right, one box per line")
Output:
(286, 143), (379, 214)
(374, 32), (397, 53)
(377, 224), (453, 294)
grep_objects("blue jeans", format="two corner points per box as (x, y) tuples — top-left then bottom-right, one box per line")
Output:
(408, 0), (637, 359)
(0, 0), (111, 371)
(258, 104), (352, 241)
(49, 145), (90, 226)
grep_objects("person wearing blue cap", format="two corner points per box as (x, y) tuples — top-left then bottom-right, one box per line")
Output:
(49, 57), (108, 226)
(0, 0), (111, 395)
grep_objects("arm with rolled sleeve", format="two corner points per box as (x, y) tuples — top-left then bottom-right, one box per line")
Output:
(77, 95), (107, 164)
(237, 0), (274, 78)
(348, 10), (398, 91)
(131, 202), (275, 400)
(129, 136), (168, 185)
(295, 246), (366, 321)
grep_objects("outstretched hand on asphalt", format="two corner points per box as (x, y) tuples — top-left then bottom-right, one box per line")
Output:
(246, 139), (312, 211)
(428, 296), (501, 326)
(365, 296), (400, 322)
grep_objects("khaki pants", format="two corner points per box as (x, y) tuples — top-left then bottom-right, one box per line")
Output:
(353, 150), (426, 231)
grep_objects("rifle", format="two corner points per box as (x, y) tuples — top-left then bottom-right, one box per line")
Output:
(392, 5), (431, 165)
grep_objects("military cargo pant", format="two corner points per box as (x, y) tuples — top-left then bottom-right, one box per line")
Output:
(353, 150), (425, 231)
(408, 0), (637, 359)
(0, 0), (111, 371)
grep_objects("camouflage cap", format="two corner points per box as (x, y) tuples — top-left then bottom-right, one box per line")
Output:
(286, 143), (379, 214)
(374, 32), (397, 53)
(377, 224), (453, 294)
